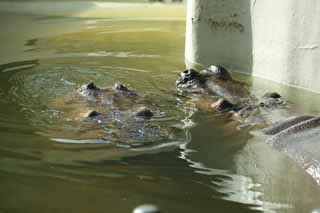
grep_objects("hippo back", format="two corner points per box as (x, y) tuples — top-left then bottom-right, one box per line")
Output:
(266, 117), (320, 183)
(205, 79), (251, 105)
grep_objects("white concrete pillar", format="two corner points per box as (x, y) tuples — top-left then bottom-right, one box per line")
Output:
(185, 0), (320, 93)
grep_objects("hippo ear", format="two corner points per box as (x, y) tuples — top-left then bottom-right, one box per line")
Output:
(205, 65), (232, 81)
(208, 65), (219, 73)
(114, 82), (129, 91)
(86, 82), (98, 90)
(180, 69), (200, 79)
(216, 65), (232, 80)
(135, 107), (154, 118)
(86, 110), (101, 118)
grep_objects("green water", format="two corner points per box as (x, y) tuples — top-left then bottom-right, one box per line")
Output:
(1, 2), (320, 213)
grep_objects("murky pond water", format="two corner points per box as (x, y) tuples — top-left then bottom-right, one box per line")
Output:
(1, 2), (320, 213)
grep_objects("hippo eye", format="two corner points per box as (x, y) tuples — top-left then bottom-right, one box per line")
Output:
(181, 69), (194, 79)
(183, 70), (191, 75)
(181, 70), (190, 78)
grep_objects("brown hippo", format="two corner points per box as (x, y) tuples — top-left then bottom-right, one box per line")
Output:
(177, 65), (320, 183)
(48, 82), (188, 148)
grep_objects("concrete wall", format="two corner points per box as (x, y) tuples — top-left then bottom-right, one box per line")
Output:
(185, 0), (320, 93)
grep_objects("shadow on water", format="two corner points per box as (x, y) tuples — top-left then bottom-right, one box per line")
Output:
(183, 114), (320, 212)
(0, 150), (263, 213)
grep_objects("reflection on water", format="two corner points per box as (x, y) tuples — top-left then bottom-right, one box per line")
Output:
(1, 2), (320, 213)
(0, 60), (39, 73)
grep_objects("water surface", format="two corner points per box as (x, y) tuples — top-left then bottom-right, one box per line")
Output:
(1, 2), (320, 213)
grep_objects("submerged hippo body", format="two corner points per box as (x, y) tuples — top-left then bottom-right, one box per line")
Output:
(176, 65), (285, 127)
(264, 116), (320, 183)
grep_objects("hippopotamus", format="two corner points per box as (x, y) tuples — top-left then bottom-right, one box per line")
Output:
(176, 66), (320, 183)
(48, 81), (187, 148)
(176, 65), (285, 128)
(261, 115), (320, 183)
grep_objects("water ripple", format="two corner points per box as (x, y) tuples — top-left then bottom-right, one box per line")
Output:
(54, 51), (161, 59)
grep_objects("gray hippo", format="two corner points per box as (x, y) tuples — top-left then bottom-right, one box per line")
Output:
(176, 65), (285, 128)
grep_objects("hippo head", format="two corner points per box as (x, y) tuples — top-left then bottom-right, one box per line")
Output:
(200, 65), (232, 81)
(176, 69), (206, 93)
(176, 66), (233, 94)
(260, 92), (285, 108)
